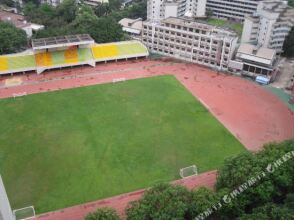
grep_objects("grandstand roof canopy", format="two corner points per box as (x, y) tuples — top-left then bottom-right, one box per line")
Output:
(32, 34), (94, 50)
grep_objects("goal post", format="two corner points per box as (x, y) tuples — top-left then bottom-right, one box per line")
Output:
(13, 206), (35, 220)
(179, 165), (198, 178)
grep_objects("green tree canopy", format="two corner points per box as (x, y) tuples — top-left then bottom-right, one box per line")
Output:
(84, 208), (120, 220)
(283, 26), (294, 57)
(237, 203), (293, 220)
(88, 17), (124, 43)
(95, 2), (111, 17)
(216, 140), (294, 219)
(56, 0), (78, 23)
(126, 183), (191, 220)
(188, 187), (220, 219)
(0, 21), (27, 55)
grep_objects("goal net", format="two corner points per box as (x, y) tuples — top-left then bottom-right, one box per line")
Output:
(179, 165), (198, 178)
(13, 206), (35, 220)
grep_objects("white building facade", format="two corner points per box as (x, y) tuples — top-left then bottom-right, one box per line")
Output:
(41, 0), (63, 7)
(142, 17), (238, 70)
(206, 0), (262, 21)
(241, 1), (294, 53)
(147, 0), (207, 22)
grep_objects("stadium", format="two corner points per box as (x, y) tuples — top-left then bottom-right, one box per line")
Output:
(0, 34), (148, 75)
(0, 36), (294, 220)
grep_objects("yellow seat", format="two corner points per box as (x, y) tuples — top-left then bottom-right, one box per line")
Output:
(92, 45), (119, 59)
(35, 52), (53, 67)
(64, 48), (78, 64)
(0, 57), (8, 71)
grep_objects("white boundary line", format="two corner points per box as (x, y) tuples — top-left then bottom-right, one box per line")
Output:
(13, 92), (27, 98)
(112, 78), (126, 83)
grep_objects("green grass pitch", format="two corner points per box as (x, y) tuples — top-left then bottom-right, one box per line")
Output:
(0, 75), (245, 213)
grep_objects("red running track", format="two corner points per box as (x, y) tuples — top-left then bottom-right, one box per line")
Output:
(1, 58), (293, 151)
(33, 170), (217, 220)
(1, 58), (294, 219)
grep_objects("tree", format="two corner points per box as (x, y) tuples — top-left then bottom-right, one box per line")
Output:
(126, 183), (191, 220)
(109, 0), (121, 11)
(188, 187), (220, 219)
(215, 140), (294, 219)
(84, 208), (120, 220)
(95, 3), (111, 17)
(56, 0), (78, 23)
(33, 26), (71, 38)
(73, 4), (98, 25)
(87, 17), (124, 43)
(127, 0), (147, 20)
(289, 0), (294, 7)
(283, 26), (294, 57)
(237, 203), (292, 220)
(0, 22), (27, 54)
(0, 0), (15, 7)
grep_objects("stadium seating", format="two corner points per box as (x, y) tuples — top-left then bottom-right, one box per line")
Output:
(35, 48), (93, 68)
(91, 41), (148, 61)
(91, 45), (119, 59)
(0, 55), (36, 72)
(0, 57), (8, 71)
(117, 43), (148, 56)
(78, 48), (93, 62)
(35, 52), (53, 67)
(64, 48), (78, 64)
(0, 41), (148, 74)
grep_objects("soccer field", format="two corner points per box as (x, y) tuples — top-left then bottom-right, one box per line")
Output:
(0, 75), (245, 213)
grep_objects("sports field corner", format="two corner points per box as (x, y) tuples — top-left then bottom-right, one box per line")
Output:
(0, 58), (294, 219)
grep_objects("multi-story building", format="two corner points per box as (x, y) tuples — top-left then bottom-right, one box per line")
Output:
(83, 0), (108, 7)
(41, 0), (63, 7)
(147, 0), (207, 22)
(142, 17), (238, 70)
(241, 1), (294, 53)
(41, 0), (107, 7)
(228, 43), (277, 77)
(206, 0), (262, 21)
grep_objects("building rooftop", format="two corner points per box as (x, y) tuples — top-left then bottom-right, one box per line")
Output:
(256, 47), (276, 60)
(157, 17), (238, 38)
(119, 18), (143, 31)
(238, 44), (255, 54)
(237, 43), (276, 65)
(32, 34), (95, 50)
(0, 10), (31, 28)
(260, 1), (294, 23)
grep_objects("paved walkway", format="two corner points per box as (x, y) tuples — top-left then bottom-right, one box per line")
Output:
(33, 171), (217, 220)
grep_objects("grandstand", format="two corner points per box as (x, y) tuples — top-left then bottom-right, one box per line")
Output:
(35, 47), (95, 73)
(0, 53), (36, 75)
(0, 34), (149, 75)
(92, 41), (149, 62)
